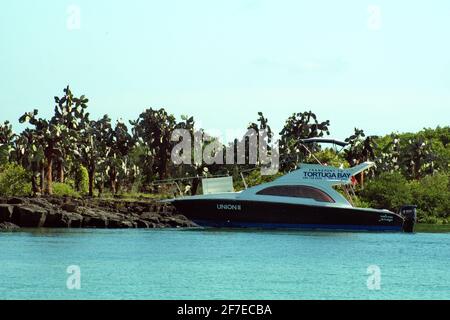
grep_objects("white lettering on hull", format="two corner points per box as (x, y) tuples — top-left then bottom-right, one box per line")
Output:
(379, 214), (394, 222)
(217, 204), (242, 211)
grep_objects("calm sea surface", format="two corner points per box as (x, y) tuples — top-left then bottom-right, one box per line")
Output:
(0, 228), (449, 299)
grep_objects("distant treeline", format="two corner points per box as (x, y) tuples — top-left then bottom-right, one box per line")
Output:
(0, 86), (449, 222)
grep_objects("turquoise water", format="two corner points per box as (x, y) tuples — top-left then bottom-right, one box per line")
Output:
(0, 228), (449, 300)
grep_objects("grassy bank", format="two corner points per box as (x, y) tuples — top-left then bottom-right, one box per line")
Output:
(415, 223), (450, 233)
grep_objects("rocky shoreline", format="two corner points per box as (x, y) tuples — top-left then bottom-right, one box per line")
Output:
(0, 197), (195, 230)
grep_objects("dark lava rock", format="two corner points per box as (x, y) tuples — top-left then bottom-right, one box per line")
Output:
(47, 197), (64, 206)
(0, 222), (20, 231)
(136, 219), (151, 228)
(11, 205), (47, 228)
(7, 197), (25, 205)
(162, 214), (195, 228)
(109, 218), (135, 228)
(0, 204), (14, 222)
(44, 211), (67, 228)
(1, 196), (190, 229)
(140, 212), (161, 224)
(44, 211), (83, 228)
(61, 203), (78, 213)
(28, 198), (55, 211)
(83, 216), (108, 228)
(69, 215), (84, 228)
(162, 216), (192, 228)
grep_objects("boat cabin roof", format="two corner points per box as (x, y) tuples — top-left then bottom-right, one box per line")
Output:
(276, 162), (375, 186)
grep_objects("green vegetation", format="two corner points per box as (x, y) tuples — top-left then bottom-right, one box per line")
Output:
(361, 172), (413, 212)
(410, 173), (450, 222)
(415, 223), (450, 233)
(0, 86), (449, 223)
(52, 182), (80, 198)
(71, 165), (89, 195)
(360, 172), (450, 223)
(0, 163), (32, 196)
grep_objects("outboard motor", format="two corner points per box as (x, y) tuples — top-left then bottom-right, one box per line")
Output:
(399, 205), (417, 233)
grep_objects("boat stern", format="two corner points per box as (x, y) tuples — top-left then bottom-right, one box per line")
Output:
(399, 205), (417, 233)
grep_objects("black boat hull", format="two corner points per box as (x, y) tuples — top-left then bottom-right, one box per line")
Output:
(173, 199), (407, 232)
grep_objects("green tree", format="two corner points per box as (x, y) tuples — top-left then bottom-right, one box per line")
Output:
(314, 149), (349, 168)
(360, 172), (413, 212)
(344, 128), (377, 187)
(76, 115), (111, 196)
(19, 86), (89, 194)
(0, 121), (15, 165)
(279, 111), (330, 171)
(410, 173), (450, 220)
(105, 120), (135, 194)
(246, 112), (274, 166)
(401, 136), (436, 179)
(374, 133), (401, 175)
(14, 128), (45, 194)
(344, 128), (376, 165)
(131, 108), (177, 182)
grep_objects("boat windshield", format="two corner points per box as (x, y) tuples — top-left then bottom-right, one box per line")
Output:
(256, 185), (335, 203)
(332, 185), (356, 206)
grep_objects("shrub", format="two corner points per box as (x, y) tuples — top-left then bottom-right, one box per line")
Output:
(361, 171), (450, 220)
(421, 215), (440, 224)
(72, 165), (89, 195)
(0, 163), (32, 196)
(360, 172), (413, 212)
(352, 196), (371, 208)
(410, 173), (450, 219)
(52, 182), (80, 197)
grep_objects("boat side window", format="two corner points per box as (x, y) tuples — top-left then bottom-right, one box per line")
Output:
(256, 185), (335, 203)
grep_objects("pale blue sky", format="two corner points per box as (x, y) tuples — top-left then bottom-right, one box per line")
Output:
(1, 0), (449, 141)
